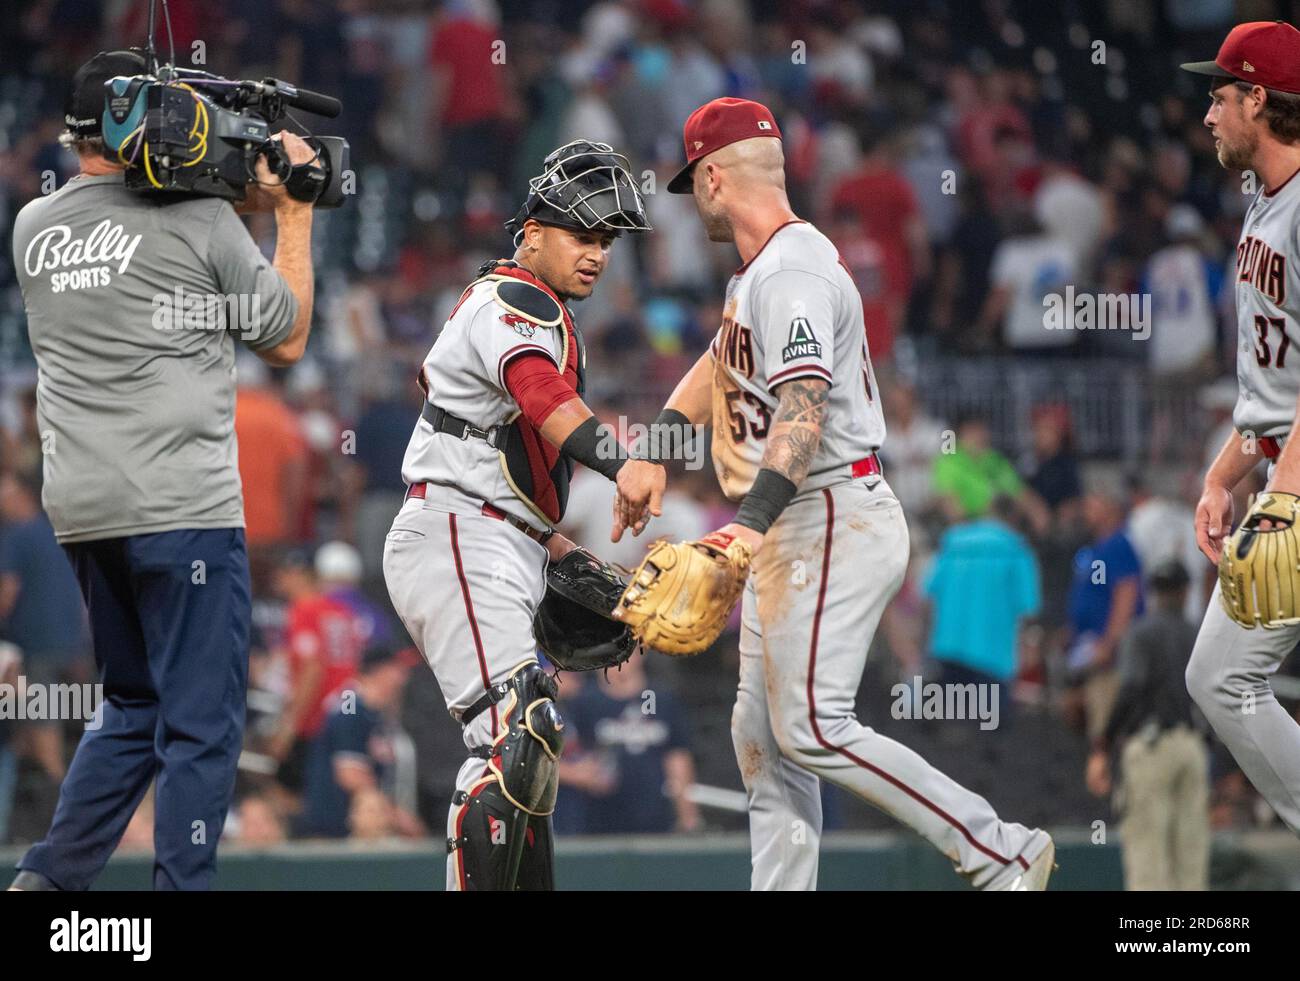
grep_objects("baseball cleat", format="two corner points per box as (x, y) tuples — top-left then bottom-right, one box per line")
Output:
(996, 831), (1055, 891)
(8, 870), (59, 891)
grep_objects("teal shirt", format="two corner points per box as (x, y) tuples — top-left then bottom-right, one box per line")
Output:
(923, 519), (1041, 680)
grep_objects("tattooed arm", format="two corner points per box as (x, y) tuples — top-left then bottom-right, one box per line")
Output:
(716, 377), (830, 556)
(759, 378), (830, 485)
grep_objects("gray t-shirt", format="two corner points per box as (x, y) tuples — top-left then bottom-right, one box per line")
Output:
(13, 172), (298, 542)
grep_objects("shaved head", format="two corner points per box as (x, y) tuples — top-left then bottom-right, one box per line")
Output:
(707, 136), (787, 187)
(692, 137), (788, 241)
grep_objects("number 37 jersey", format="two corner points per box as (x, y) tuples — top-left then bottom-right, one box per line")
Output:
(709, 220), (886, 501)
(1234, 172), (1300, 437)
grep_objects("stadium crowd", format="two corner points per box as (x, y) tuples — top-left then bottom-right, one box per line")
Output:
(1, 0), (1296, 874)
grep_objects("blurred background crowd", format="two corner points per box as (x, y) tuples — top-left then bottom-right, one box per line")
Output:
(2, 0), (1299, 883)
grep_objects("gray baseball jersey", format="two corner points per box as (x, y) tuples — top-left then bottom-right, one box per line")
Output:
(13, 172), (298, 542)
(1189, 169), (1300, 840)
(400, 275), (571, 530)
(709, 220), (885, 500)
(385, 264), (581, 890)
(1232, 174), (1300, 437)
(713, 218), (1048, 890)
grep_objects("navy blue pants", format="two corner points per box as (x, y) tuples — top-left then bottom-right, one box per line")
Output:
(19, 528), (251, 890)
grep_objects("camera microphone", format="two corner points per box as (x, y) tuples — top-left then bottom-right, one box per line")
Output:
(256, 79), (342, 119)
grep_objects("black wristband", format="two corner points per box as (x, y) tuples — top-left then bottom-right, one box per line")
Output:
(734, 468), (798, 535)
(642, 408), (692, 464)
(654, 409), (690, 428)
(561, 416), (626, 480)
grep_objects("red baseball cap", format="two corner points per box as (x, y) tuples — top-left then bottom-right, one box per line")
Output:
(666, 97), (782, 194)
(1181, 21), (1300, 95)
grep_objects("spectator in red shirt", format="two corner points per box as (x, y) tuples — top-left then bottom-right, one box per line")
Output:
(952, 67), (1033, 185)
(428, 5), (518, 191)
(829, 131), (931, 361)
(983, 124), (1042, 212)
(113, 0), (209, 55)
(267, 550), (364, 786)
(829, 213), (895, 361)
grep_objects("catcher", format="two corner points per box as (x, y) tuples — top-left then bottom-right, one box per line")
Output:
(382, 140), (658, 891)
(613, 98), (1053, 890)
(1185, 23), (1300, 836)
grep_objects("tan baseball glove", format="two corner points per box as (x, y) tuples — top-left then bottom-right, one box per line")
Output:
(613, 531), (753, 655)
(1219, 491), (1300, 629)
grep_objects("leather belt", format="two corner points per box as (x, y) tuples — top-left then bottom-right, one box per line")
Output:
(480, 501), (553, 545)
(851, 453), (883, 479)
(421, 402), (511, 452)
(404, 482), (553, 546)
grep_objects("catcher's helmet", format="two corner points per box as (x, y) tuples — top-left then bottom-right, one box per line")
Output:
(506, 140), (651, 245)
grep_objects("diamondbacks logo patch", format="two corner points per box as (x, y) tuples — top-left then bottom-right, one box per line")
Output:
(501, 312), (536, 337)
(781, 317), (822, 362)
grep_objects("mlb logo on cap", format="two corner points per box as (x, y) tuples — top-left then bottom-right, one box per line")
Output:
(667, 97), (783, 193)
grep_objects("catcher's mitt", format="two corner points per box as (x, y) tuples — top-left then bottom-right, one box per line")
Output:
(534, 547), (636, 671)
(1219, 491), (1300, 629)
(613, 531), (752, 655)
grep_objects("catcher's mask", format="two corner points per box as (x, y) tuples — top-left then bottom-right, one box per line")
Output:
(505, 140), (651, 247)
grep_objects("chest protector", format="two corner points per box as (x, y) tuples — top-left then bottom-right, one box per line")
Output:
(472, 259), (586, 527)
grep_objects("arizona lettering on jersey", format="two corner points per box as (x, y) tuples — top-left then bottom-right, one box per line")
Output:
(400, 262), (583, 528)
(1236, 234), (1286, 304)
(1233, 172), (1300, 437)
(709, 220), (885, 500)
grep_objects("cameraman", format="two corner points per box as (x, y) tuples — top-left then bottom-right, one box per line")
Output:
(8, 50), (317, 891)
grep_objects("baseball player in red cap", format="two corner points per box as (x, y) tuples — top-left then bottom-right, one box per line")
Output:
(1184, 22), (1300, 835)
(615, 97), (1055, 890)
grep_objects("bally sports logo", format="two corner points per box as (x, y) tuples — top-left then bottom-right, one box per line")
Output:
(24, 220), (143, 293)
